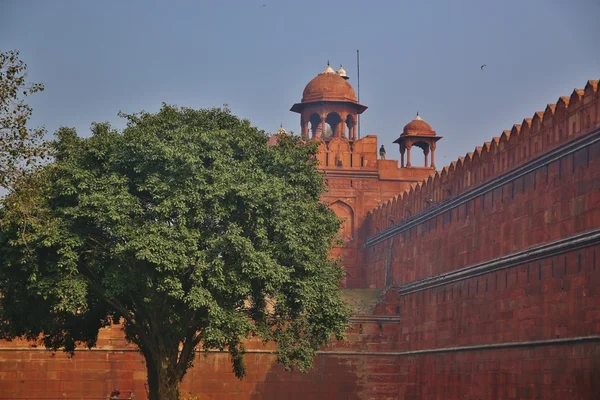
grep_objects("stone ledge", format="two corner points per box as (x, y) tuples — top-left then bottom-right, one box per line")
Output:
(390, 228), (600, 295)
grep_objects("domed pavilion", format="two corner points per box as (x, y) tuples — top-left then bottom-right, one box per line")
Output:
(393, 113), (442, 168)
(290, 62), (367, 140)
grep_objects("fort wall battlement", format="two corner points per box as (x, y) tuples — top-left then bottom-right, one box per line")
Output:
(367, 80), (598, 241)
(364, 79), (600, 288)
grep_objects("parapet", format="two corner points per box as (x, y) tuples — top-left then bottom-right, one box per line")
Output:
(367, 79), (600, 235)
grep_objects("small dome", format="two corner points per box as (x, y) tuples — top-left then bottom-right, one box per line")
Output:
(337, 65), (349, 80)
(302, 63), (357, 103)
(321, 61), (336, 75)
(275, 123), (287, 135)
(402, 113), (436, 136)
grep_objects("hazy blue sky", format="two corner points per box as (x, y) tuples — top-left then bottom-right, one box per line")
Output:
(2, 0), (599, 164)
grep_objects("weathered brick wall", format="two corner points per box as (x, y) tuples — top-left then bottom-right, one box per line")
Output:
(350, 242), (600, 399)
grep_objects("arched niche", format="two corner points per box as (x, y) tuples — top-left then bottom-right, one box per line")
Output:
(315, 139), (327, 167)
(328, 137), (351, 167)
(330, 200), (355, 242)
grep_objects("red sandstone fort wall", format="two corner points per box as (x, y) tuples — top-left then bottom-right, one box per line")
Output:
(367, 80), (599, 235)
(366, 132), (600, 287)
(325, 176), (415, 288)
(0, 317), (407, 400)
(318, 134), (433, 288)
(357, 79), (600, 399)
(374, 245), (600, 351)
(365, 79), (600, 287)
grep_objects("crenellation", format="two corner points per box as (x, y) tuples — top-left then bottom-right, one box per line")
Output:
(499, 130), (511, 152)
(543, 103), (556, 130)
(366, 79), (600, 236)
(531, 110), (543, 148)
(556, 96), (570, 123)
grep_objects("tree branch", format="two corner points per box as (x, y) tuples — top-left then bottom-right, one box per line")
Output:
(77, 272), (154, 351)
(175, 311), (199, 378)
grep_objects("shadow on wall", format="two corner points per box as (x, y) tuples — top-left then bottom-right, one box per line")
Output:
(249, 355), (363, 400)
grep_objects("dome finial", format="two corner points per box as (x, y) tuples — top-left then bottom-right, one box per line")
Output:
(321, 61), (336, 75)
(336, 64), (349, 80)
(414, 111), (422, 121)
(275, 124), (287, 136)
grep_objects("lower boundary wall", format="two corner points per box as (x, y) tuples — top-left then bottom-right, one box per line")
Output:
(1, 340), (599, 400)
(1, 237), (599, 399)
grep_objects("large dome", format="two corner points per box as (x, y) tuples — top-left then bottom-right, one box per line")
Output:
(402, 114), (436, 136)
(301, 65), (357, 103)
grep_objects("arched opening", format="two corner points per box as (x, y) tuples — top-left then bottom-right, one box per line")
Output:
(309, 113), (322, 138)
(323, 123), (333, 139)
(325, 112), (342, 138)
(412, 141), (431, 167)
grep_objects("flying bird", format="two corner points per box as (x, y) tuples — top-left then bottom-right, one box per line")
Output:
(481, 64), (487, 71)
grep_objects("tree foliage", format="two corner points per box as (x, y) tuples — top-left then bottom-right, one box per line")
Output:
(0, 105), (350, 399)
(0, 50), (46, 190)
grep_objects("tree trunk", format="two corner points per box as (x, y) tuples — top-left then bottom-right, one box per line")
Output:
(132, 325), (197, 400)
(145, 359), (181, 400)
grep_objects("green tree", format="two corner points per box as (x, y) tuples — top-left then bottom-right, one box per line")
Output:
(0, 50), (46, 191)
(0, 105), (350, 400)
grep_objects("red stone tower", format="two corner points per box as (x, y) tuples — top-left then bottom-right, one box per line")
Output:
(289, 63), (442, 287)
